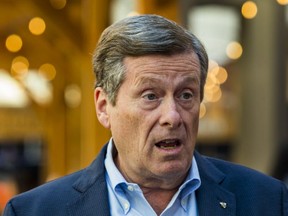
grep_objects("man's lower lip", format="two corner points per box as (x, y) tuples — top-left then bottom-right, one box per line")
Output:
(158, 145), (178, 150)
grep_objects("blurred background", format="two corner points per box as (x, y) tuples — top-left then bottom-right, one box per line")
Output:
(0, 0), (287, 212)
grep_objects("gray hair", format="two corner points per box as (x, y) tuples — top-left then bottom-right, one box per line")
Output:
(93, 14), (208, 105)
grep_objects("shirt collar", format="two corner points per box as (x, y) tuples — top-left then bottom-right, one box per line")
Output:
(105, 138), (127, 191)
(178, 156), (201, 211)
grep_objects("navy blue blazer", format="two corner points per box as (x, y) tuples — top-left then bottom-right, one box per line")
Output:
(3, 144), (288, 216)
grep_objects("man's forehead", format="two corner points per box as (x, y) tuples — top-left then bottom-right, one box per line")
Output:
(123, 52), (200, 73)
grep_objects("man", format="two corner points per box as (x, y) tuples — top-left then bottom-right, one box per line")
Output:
(3, 14), (288, 216)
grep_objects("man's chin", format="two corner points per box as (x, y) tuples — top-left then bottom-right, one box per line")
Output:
(152, 163), (190, 181)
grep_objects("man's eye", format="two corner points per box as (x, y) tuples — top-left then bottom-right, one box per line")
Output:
(143, 93), (157, 101)
(180, 92), (193, 100)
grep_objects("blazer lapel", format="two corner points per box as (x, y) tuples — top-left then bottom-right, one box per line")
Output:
(67, 144), (111, 216)
(194, 152), (236, 216)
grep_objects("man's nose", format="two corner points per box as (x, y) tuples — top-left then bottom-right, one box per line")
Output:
(159, 98), (182, 129)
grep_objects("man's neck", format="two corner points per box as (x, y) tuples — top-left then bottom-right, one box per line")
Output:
(141, 187), (178, 216)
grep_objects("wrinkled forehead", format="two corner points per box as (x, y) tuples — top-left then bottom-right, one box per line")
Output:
(123, 51), (200, 75)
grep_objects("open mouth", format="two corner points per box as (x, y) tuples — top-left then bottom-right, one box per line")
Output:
(155, 139), (181, 150)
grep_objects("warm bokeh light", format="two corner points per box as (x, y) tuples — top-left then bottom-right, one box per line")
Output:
(210, 66), (228, 84)
(204, 83), (222, 103)
(5, 34), (23, 52)
(208, 60), (219, 71)
(205, 72), (219, 89)
(29, 17), (46, 35)
(39, 63), (57, 81)
(204, 61), (227, 104)
(208, 87), (222, 103)
(199, 103), (206, 118)
(0, 70), (29, 107)
(277, 0), (288, 5)
(241, 1), (258, 19)
(11, 56), (29, 77)
(211, 87), (222, 102)
(22, 70), (53, 105)
(216, 67), (228, 84)
(226, 41), (243, 60)
(64, 84), (82, 108)
(50, 0), (67, 9)
(204, 89), (213, 103)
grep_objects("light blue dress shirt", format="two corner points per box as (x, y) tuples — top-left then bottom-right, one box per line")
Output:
(104, 139), (201, 216)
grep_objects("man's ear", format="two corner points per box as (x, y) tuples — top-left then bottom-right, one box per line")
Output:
(94, 87), (111, 129)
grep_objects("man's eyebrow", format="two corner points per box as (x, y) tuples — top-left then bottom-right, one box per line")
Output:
(181, 76), (200, 85)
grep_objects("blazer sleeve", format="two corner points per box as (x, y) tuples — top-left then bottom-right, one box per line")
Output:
(2, 202), (16, 216)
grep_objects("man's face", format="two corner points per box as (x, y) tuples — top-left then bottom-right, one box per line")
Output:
(96, 52), (201, 188)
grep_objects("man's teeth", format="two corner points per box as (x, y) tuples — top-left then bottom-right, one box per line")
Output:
(163, 140), (176, 144)
(159, 144), (177, 149)
(156, 139), (180, 149)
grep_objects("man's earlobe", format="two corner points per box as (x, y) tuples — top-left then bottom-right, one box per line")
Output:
(94, 87), (111, 128)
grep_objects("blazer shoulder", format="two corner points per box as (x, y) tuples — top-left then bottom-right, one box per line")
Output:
(4, 145), (109, 216)
(14, 169), (83, 200)
(203, 155), (287, 192)
(3, 170), (84, 216)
